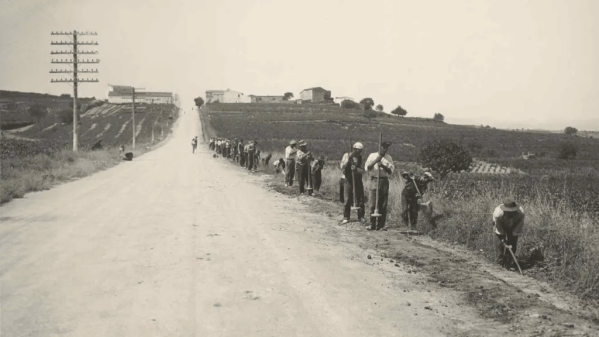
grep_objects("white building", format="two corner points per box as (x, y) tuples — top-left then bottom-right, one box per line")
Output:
(206, 89), (251, 103)
(107, 86), (173, 104)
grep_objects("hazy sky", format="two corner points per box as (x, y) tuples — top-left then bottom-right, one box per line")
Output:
(1, 0), (597, 130)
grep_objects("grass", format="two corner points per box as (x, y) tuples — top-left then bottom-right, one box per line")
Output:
(199, 105), (599, 305)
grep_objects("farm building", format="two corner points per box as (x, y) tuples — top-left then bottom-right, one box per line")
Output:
(206, 89), (251, 103)
(107, 87), (172, 104)
(300, 87), (332, 103)
(248, 95), (286, 103)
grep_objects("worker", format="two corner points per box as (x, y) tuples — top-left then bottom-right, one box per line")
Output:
(247, 140), (256, 171)
(400, 171), (434, 228)
(284, 140), (298, 186)
(225, 138), (231, 158)
(311, 155), (325, 194)
(237, 139), (245, 164)
(243, 142), (250, 169)
(295, 141), (313, 194)
(365, 142), (394, 230)
(340, 142), (365, 224)
(191, 137), (198, 154)
(493, 198), (525, 269)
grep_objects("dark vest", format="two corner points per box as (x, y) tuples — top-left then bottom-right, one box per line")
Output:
(343, 154), (363, 183)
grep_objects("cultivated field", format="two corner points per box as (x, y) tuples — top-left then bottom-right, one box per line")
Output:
(1, 95), (180, 204)
(199, 103), (599, 304)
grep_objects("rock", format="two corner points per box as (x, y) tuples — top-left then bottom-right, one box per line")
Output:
(425, 306), (432, 310)
(406, 302), (411, 306)
(562, 323), (574, 328)
(367, 255), (372, 259)
(395, 263), (400, 267)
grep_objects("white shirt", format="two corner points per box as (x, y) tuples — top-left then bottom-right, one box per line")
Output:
(365, 152), (395, 178)
(285, 146), (297, 160)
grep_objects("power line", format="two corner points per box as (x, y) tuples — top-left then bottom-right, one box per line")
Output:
(50, 30), (99, 152)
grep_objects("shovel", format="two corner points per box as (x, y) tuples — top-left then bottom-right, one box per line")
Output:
(372, 132), (382, 218)
(410, 176), (432, 217)
(350, 137), (360, 211)
(502, 241), (523, 275)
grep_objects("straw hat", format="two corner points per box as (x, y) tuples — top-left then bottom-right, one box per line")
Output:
(289, 140), (297, 145)
(500, 198), (519, 212)
(353, 142), (364, 149)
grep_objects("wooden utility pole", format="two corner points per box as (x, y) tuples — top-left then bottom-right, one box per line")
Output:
(51, 31), (99, 151)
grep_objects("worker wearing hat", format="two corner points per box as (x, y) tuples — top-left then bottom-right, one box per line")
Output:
(365, 141), (395, 230)
(340, 142), (366, 224)
(492, 198), (525, 269)
(247, 140), (257, 171)
(238, 139), (245, 165)
(400, 171), (435, 228)
(295, 140), (313, 194)
(284, 140), (298, 186)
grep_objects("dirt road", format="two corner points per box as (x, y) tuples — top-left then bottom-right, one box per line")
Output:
(1, 110), (596, 336)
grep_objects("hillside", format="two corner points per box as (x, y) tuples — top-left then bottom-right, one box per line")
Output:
(4, 102), (178, 150)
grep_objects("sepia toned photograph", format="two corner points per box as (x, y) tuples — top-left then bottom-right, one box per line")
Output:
(1, 0), (598, 335)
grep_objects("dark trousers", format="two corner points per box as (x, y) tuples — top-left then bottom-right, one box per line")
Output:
(494, 232), (519, 267)
(369, 178), (390, 229)
(240, 153), (246, 167)
(312, 170), (322, 192)
(192, 145), (196, 153)
(248, 152), (255, 170)
(344, 178), (365, 220)
(401, 191), (419, 226)
(285, 159), (296, 185)
(339, 178), (345, 203)
(297, 164), (309, 194)
(233, 148), (238, 161)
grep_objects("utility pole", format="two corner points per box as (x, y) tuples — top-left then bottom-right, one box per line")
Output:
(50, 31), (99, 151)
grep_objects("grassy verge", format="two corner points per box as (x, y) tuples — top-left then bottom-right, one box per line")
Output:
(211, 143), (599, 305)
(0, 146), (150, 204)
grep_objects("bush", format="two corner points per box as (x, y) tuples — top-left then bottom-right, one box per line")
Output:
(564, 126), (578, 135)
(433, 113), (445, 122)
(419, 139), (472, 178)
(558, 142), (578, 159)
(341, 99), (360, 109)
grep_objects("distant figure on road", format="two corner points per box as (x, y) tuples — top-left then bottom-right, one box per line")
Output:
(492, 198), (525, 269)
(365, 142), (394, 231)
(284, 140), (298, 186)
(191, 137), (198, 154)
(119, 144), (125, 156)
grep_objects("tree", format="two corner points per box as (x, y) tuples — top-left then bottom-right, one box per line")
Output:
(564, 126), (578, 135)
(558, 141), (578, 159)
(433, 113), (445, 122)
(360, 98), (374, 110)
(29, 104), (47, 129)
(419, 139), (472, 179)
(341, 99), (360, 109)
(194, 96), (204, 108)
(283, 92), (294, 100)
(375, 104), (384, 112)
(363, 109), (377, 121)
(391, 105), (407, 117)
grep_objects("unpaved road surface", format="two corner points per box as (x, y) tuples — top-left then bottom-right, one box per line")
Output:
(1, 110), (597, 336)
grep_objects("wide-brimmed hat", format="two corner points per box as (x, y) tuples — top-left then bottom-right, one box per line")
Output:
(353, 142), (364, 149)
(401, 171), (411, 178)
(424, 172), (435, 180)
(500, 198), (519, 212)
(298, 140), (307, 147)
(381, 141), (392, 148)
(290, 140), (297, 145)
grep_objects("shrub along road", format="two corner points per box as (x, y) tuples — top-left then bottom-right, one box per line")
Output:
(0, 110), (596, 336)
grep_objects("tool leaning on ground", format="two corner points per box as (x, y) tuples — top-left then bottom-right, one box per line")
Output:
(350, 137), (360, 212)
(307, 141), (314, 194)
(372, 132), (383, 223)
(501, 239), (523, 275)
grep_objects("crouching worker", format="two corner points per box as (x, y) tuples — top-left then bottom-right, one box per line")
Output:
(493, 198), (525, 269)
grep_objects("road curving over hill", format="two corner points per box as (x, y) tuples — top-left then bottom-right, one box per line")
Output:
(1, 109), (596, 336)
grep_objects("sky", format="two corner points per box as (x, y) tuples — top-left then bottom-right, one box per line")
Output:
(1, 0), (597, 130)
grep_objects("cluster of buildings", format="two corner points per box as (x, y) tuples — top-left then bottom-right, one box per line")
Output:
(107, 86), (173, 104)
(205, 87), (337, 104)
